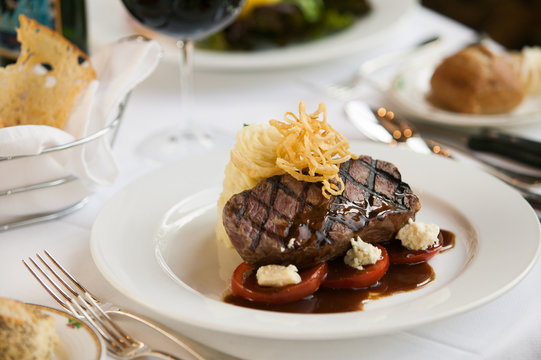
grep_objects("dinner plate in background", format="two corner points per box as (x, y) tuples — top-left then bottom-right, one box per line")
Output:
(90, 143), (541, 360)
(26, 304), (105, 360)
(90, 0), (417, 70)
(388, 59), (541, 127)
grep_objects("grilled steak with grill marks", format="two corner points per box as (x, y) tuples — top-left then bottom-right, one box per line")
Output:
(222, 155), (421, 269)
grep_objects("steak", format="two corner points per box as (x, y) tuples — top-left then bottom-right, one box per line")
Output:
(222, 155), (421, 269)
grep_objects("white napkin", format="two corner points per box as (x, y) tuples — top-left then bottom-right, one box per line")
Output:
(0, 37), (162, 224)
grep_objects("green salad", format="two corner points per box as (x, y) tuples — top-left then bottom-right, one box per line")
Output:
(197, 0), (371, 51)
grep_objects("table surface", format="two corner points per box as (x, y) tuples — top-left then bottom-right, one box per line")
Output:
(2, 2), (541, 360)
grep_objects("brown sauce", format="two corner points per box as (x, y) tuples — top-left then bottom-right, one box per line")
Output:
(224, 229), (456, 314)
(384, 229), (455, 261)
(440, 229), (456, 252)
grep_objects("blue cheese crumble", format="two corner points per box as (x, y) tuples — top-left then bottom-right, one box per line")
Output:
(344, 237), (382, 270)
(256, 264), (301, 287)
(396, 218), (440, 250)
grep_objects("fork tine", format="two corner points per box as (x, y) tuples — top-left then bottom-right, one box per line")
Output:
(25, 252), (189, 360)
(23, 257), (82, 320)
(25, 253), (117, 345)
(41, 250), (137, 346)
(22, 259), (69, 310)
(35, 253), (79, 296)
(33, 251), (139, 350)
(43, 249), (89, 295)
(25, 257), (74, 302)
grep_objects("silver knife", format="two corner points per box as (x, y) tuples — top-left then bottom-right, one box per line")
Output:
(344, 101), (445, 156)
(344, 100), (541, 210)
(344, 101), (394, 144)
(407, 120), (541, 170)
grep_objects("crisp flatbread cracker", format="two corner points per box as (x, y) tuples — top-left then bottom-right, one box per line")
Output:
(0, 15), (96, 129)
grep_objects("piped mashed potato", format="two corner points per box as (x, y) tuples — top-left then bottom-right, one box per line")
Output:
(215, 123), (283, 247)
(256, 264), (301, 287)
(344, 237), (382, 270)
(396, 218), (440, 250)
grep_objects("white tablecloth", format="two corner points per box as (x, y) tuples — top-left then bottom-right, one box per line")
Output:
(2, 2), (541, 360)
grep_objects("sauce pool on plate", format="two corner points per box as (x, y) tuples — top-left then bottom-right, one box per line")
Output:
(224, 230), (455, 313)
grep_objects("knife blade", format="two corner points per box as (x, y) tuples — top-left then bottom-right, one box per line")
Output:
(343, 101), (395, 144)
(344, 101), (451, 157)
(370, 105), (455, 157)
(372, 107), (541, 170)
(344, 100), (541, 213)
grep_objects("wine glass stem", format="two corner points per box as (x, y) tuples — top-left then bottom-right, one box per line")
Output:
(177, 39), (194, 135)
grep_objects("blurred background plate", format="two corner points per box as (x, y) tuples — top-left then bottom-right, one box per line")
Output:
(389, 58), (541, 127)
(89, 0), (417, 71)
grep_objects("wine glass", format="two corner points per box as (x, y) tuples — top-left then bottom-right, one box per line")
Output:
(121, 0), (245, 164)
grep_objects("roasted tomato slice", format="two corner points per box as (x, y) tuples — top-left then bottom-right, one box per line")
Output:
(321, 245), (389, 289)
(386, 233), (443, 265)
(231, 262), (328, 305)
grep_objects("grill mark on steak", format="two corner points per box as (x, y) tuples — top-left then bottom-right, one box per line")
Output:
(234, 192), (247, 224)
(248, 176), (280, 251)
(223, 156), (420, 269)
(233, 179), (320, 245)
(338, 156), (409, 210)
(277, 181), (312, 242)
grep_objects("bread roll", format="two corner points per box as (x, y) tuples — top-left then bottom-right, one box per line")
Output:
(430, 44), (525, 114)
(0, 297), (58, 360)
(511, 46), (541, 94)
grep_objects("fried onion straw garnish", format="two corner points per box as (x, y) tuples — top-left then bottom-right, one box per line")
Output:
(270, 101), (357, 198)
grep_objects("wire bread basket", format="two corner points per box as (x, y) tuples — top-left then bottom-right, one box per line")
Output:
(0, 34), (162, 232)
(0, 97), (128, 232)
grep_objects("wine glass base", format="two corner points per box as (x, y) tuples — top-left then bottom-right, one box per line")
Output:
(135, 127), (232, 165)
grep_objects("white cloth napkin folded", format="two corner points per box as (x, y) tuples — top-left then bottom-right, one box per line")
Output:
(0, 37), (162, 224)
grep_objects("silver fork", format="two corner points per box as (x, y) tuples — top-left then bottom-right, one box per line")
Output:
(23, 251), (204, 360)
(320, 36), (441, 100)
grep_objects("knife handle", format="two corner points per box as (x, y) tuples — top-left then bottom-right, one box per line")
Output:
(467, 129), (541, 169)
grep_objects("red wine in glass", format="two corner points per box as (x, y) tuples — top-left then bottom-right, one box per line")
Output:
(121, 0), (245, 163)
(122, 0), (244, 39)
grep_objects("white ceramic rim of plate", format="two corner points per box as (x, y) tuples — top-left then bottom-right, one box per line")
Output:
(90, 142), (541, 340)
(26, 303), (105, 360)
(131, 0), (417, 70)
(388, 59), (541, 127)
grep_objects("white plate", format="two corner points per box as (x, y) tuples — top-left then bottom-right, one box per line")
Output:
(389, 59), (541, 127)
(90, 142), (541, 358)
(27, 304), (105, 360)
(111, 0), (416, 70)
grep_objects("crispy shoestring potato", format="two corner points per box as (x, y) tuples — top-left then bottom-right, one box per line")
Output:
(270, 101), (357, 198)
